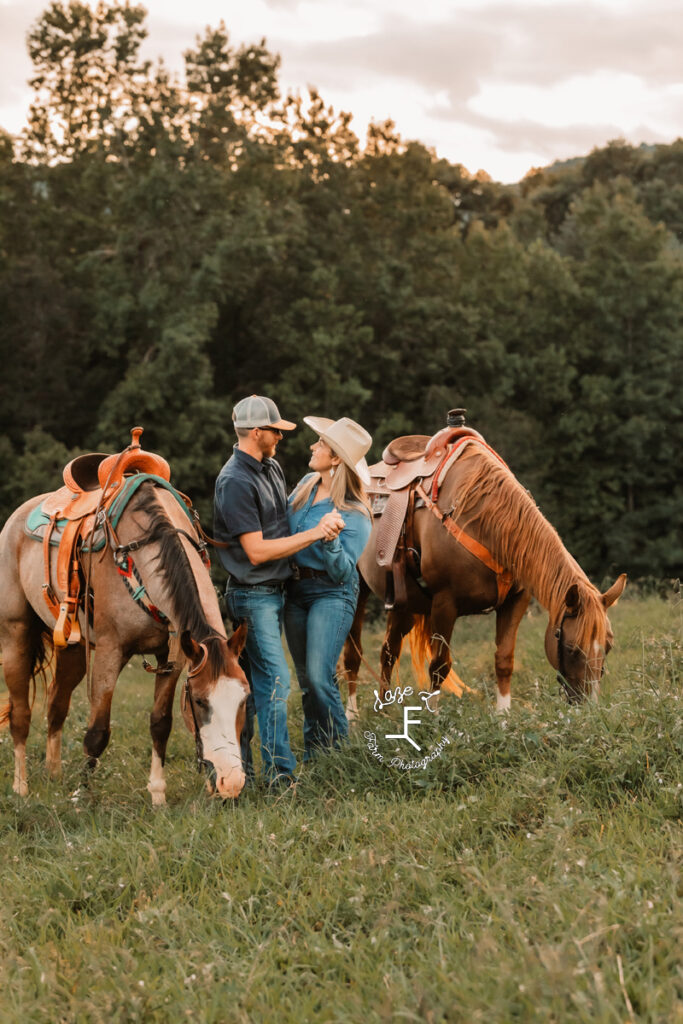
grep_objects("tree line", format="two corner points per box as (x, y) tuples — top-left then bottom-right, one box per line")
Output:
(1, 0), (681, 582)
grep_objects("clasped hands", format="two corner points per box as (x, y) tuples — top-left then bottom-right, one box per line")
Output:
(316, 510), (346, 541)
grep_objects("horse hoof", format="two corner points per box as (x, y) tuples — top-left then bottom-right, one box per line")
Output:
(13, 781), (28, 797)
(496, 692), (511, 714)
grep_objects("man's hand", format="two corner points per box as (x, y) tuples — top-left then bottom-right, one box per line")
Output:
(239, 511), (346, 565)
(315, 511), (345, 541)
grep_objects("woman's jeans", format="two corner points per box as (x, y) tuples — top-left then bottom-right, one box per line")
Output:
(226, 582), (297, 782)
(284, 577), (358, 761)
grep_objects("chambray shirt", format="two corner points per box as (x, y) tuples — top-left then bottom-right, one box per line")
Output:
(214, 446), (292, 584)
(287, 475), (372, 585)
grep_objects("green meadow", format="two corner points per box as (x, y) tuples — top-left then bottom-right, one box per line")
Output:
(1, 589), (681, 1023)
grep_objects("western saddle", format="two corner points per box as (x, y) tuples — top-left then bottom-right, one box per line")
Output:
(26, 427), (201, 648)
(368, 410), (513, 609)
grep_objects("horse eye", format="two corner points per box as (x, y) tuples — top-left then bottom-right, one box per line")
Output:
(194, 696), (207, 709)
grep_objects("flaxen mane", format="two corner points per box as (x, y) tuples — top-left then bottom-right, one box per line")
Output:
(451, 444), (608, 651)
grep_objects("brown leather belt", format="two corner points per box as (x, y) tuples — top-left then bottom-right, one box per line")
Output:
(291, 566), (332, 582)
(227, 576), (287, 589)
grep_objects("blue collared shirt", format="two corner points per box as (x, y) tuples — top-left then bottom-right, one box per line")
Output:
(287, 475), (372, 584)
(214, 446), (292, 584)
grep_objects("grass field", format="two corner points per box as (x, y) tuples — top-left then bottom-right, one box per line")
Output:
(1, 589), (681, 1023)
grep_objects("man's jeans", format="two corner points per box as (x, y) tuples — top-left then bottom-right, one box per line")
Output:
(226, 582), (297, 781)
(283, 577), (357, 761)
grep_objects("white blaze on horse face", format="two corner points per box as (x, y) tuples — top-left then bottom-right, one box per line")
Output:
(200, 676), (247, 798)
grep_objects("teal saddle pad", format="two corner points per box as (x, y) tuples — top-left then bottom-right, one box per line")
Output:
(25, 474), (193, 550)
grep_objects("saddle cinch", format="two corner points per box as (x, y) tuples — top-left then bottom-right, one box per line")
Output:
(369, 410), (514, 609)
(25, 427), (192, 648)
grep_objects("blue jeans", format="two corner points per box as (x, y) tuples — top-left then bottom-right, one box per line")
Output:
(226, 583), (297, 782)
(284, 577), (358, 761)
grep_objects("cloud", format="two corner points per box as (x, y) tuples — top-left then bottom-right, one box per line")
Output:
(0, 1), (44, 104)
(272, 1), (683, 177)
(283, 3), (683, 98)
(1, 0), (681, 180)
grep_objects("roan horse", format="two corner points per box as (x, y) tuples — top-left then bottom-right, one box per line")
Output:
(344, 439), (627, 712)
(0, 477), (249, 805)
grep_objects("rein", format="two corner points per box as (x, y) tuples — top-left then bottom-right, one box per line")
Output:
(184, 674), (205, 773)
(103, 515), (212, 626)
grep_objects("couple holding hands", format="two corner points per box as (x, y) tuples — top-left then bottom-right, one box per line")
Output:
(213, 395), (373, 787)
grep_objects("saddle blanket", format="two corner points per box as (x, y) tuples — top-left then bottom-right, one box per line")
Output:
(24, 473), (191, 549)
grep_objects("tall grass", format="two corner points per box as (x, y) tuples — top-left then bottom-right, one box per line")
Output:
(0, 591), (681, 1022)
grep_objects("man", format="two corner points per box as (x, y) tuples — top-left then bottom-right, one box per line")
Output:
(214, 394), (344, 787)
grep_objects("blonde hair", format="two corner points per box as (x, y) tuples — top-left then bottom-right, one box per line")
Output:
(292, 462), (372, 517)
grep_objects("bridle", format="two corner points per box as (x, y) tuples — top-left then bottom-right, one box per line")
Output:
(183, 635), (228, 774)
(555, 608), (605, 700)
(554, 609), (577, 699)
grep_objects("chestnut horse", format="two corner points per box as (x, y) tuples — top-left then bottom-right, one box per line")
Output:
(0, 481), (249, 804)
(344, 441), (626, 713)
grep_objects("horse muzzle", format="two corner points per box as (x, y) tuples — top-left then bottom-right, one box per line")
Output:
(203, 759), (246, 800)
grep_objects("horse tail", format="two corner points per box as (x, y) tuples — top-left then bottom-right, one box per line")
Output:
(407, 615), (471, 696)
(0, 628), (52, 728)
(29, 629), (53, 708)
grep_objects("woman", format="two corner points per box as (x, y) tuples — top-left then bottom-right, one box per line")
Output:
(284, 416), (373, 761)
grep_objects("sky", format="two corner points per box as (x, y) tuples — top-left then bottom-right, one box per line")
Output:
(1, 0), (681, 183)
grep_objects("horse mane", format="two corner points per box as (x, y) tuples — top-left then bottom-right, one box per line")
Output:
(131, 484), (226, 678)
(451, 444), (607, 647)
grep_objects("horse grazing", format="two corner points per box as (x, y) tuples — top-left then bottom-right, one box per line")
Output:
(344, 439), (626, 713)
(0, 478), (249, 805)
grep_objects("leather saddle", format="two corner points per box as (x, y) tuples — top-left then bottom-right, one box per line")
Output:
(30, 427), (174, 648)
(368, 424), (506, 609)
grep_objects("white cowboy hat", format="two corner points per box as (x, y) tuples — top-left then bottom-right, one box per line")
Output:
(303, 416), (373, 486)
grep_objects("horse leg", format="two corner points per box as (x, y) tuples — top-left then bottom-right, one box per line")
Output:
(380, 608), (415, 696)
(494, 588), (531, 712)
(342, 578), (370, 723)
(147, 667), (181, 807)
(427, 592), (458, 691)
(1, 631), (36, 797)
(46, 644), (86, 779)
(83, 639), (127, 774)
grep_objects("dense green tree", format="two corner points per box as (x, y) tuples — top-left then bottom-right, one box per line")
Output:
(544, 181), (683, 576)
(0, 1), (681, 583)
(23, 0), (150, 162)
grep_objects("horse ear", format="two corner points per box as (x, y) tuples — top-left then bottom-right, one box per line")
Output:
(228, 622), (248, 658)
(180, 630), (200, 662)
(565, 583), (581, 613)
(602, 573), (627, 608)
